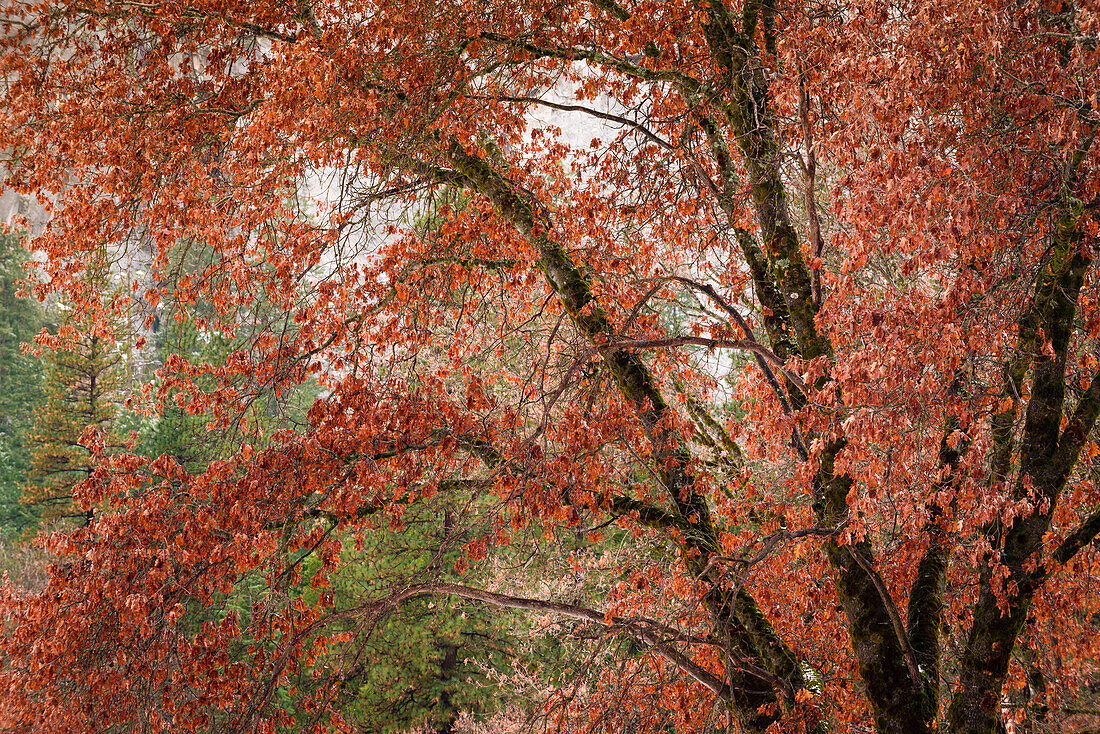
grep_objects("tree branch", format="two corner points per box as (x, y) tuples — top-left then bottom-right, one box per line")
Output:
(378, 582), (736, 700)
(608, 336), (808, 395)
(478, 33), (706, 93)
(411, 142), (803, 730)
(1049, 363), (1100, 488)
(479, 95), (676, 152)
(1053, 507), (1100, 566)
(847, 543), (924, 692)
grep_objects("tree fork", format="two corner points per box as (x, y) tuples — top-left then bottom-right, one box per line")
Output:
(906, 400), (973, 722)
(948, 223), (1094, 734)
(428, 141), (813, 730)
(695, 0), (829, 362)
(692, 3), (939, 729)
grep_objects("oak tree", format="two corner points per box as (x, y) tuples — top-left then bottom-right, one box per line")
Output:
(1, 1), (1099, 733)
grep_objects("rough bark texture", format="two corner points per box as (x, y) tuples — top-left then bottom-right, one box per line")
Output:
(439, 141), (801, 733)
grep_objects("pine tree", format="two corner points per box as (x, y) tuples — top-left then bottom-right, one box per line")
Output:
(313, 500), (519, 734)
(137, 238), (320, 473)
(21, 267), (129, 525)
(0, 232), (46, 536)
(139, 316), (225, 476)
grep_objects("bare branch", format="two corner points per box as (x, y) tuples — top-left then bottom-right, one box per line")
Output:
(479, 95), (676, 152)
(610, 336), (808, 396)
(374, 582), (736, 700)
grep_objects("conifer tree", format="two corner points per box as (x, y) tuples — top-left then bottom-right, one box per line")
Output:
(325, 501), (518, 734)
(139, 315), (225, 476)
(21, 262), (128, 525)
(0, 232), (45, 535)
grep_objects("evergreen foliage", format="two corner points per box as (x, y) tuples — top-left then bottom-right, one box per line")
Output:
(329, 504), (517, 734)
(21, 262), (128, 525)
(0, 232), (45, 536)
(138, 316), (227, 476)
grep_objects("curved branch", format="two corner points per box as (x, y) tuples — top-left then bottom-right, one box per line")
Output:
(380, 582), (738, 700)
(610, 336), (808, 395)
(665, 275), (804, 420)
(478, 33), (706, 93)
(1053, 507), (1100, 566)
(479, 95), (676, 152)
(847, 545), (924, 692)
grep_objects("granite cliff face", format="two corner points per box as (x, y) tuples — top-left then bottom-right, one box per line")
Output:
(0, 186), (46, 234)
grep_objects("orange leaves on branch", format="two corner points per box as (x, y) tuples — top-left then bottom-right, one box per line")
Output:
(0, 0), (1099, 732)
